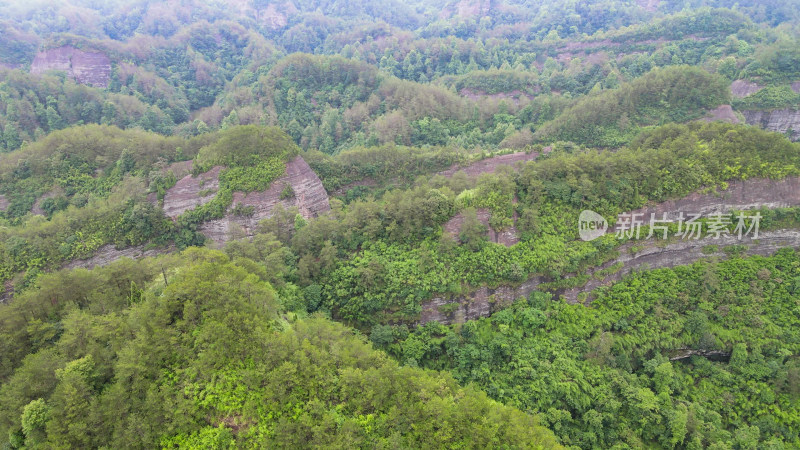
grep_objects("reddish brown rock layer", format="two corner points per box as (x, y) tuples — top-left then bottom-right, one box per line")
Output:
(560, 230), (800, 304)
(30, 46), (111, 88)
(161, 166), (222, 219)
(200, 156), (331, 244)
(628, 177), (800, 221)
(63, 244), (173, 271)
(421, 276), (544, 324)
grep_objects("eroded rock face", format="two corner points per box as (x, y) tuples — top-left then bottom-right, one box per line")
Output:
(421, 277), (544, 325)
(0, 194), (8, 212)
(560, 230), (800, 303)
(704, 104), (740, 124)
(627, 177), (800, 220)
(742, 109), (800, 141)
(791, 81), (800, 94)
(200, 156), (331, 244)
(161, 166), (222, 219)
(30, 46), (111, 88)
(730, 80), (762, 98)
(63, 244), (173, 271)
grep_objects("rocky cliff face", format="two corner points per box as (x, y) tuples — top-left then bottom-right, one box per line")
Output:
(63, 244), (173, 271)
(200, 156), (331, 244)
(0, 194), (8, 212)
(30, 46), (111, 88)
(161, 166), (222, 219)
(742, 109), (800, 141)
(703, 105), (740, 124)
(421, 276), (544, 324)
(628, 177), (800, 220)
(730, 79), (762, 98)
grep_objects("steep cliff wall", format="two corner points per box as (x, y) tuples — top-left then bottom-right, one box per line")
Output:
(200, 156), (331, 244)
(63, 244), (173, 271)
(161, 166), (222, 219)
(30, 46), (111, 88)
(730, 80), (762, 98)
(742, 109), (800, 141)
(0, 194), (8, 212)
(703, 104), (740, 123)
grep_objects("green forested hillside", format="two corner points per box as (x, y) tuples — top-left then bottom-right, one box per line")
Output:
(1, 1), (800, 448)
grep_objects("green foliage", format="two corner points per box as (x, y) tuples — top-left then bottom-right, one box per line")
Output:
(0, 248), (561, 448)
(392, 250), (800, 447)
(533, 66), (731, 147)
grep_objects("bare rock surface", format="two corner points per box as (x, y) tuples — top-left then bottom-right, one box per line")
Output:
(703, 105), (740, 123)
(200, 156), (330, 244)
(437, 148), (551, 178)
(30, 46), (111, 88)
(730, 80), (762, 98)
(742, 109), (800, 141)
(628, 177), (800, 220)
(421, 277), (544, 325)
(791, 81), (800, 94)
(0, 194), (8, 212)
(162, 166), (222, 219)
(62, 244), (173, 271)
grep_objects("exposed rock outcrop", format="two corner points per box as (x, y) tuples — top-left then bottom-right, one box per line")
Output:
(703, 104), (740, 124)
(421, 276), (544, 325)
(200, 156), (331, 244)
(0, 194), (8, 212)
(627, 177), (800, 220)
(792, 81), (800, 94)
(742, 109), (800, 141)
(730, 80), (762, 98)
(30, 46), (111, 88)
(459, 88), (538, 106)
(161, 166), (222, 219)
(63, 244), (173, 271)
(669, 349), (730, 362)
(437, 148), (550, 178)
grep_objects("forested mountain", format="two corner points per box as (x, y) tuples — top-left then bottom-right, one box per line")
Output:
(1, 0), (800, 448)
